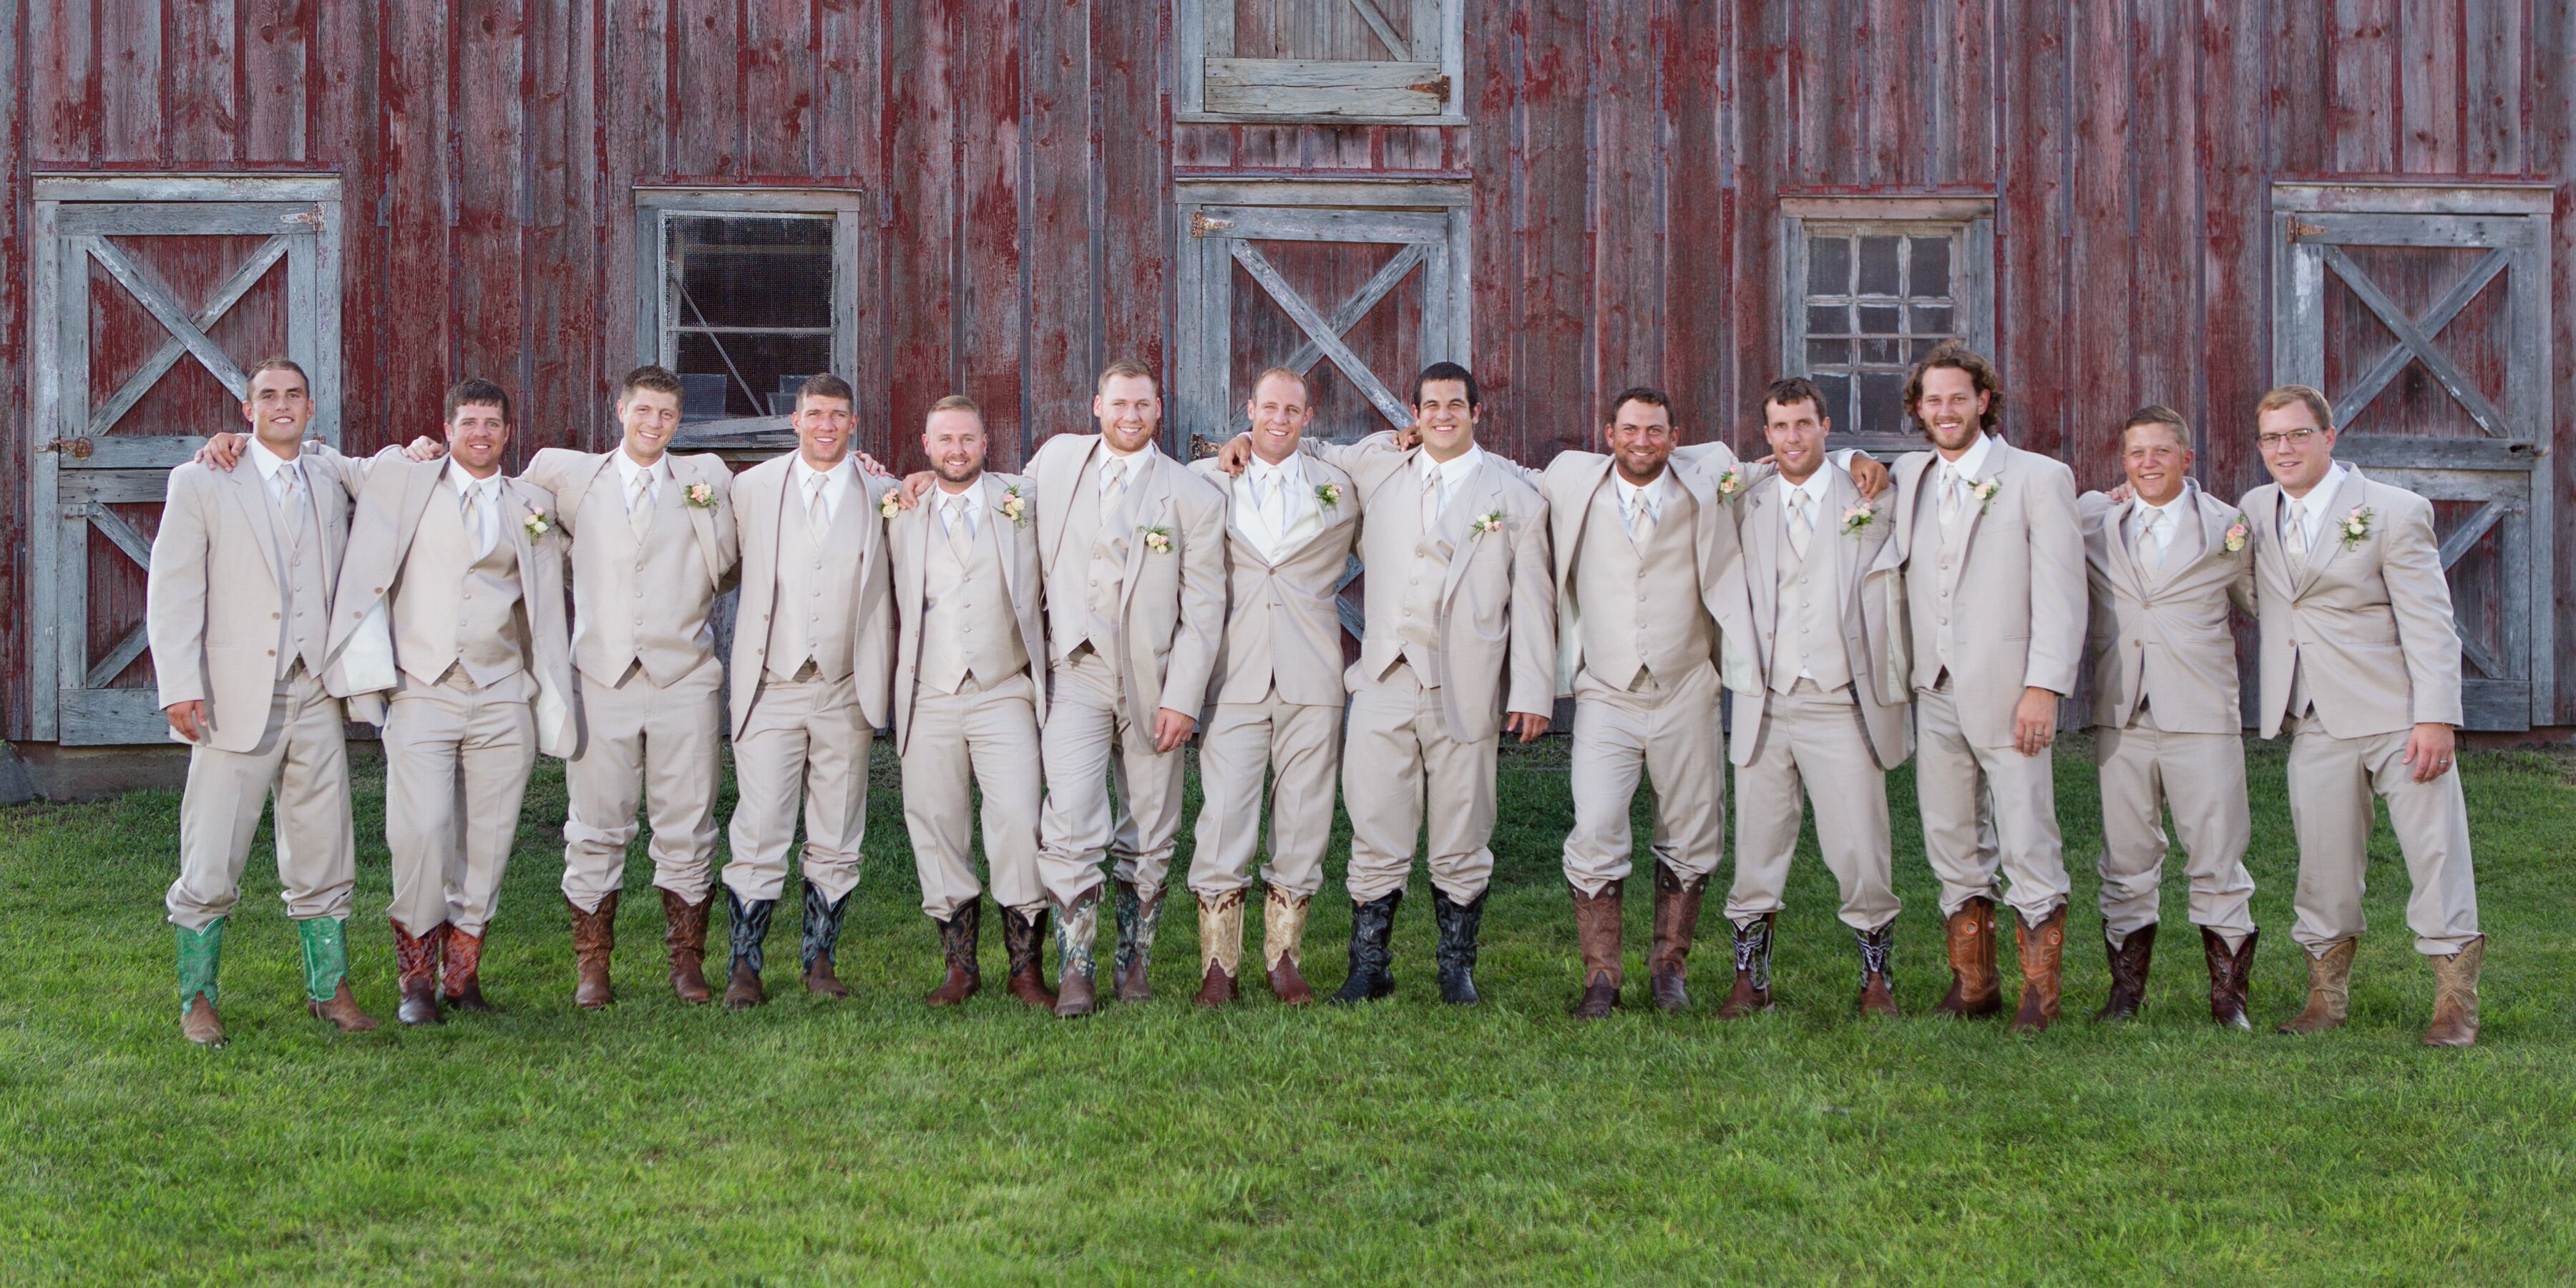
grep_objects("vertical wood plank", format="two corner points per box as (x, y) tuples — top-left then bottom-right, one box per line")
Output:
(455, 0), (525, 399)
(1998, 0), (2069, 457)
(2463, 0), (2522, 173)
(1667, 0), (1727, 434)
(1096, 0), (1167, 452)
(814, 0), (885, 454)
(2532, 0), (2575, 721)
(240, 0), (310, 162)
(381, 0), (453, 434)
(28, 0), (99, 165)
(166, 0), (239, 162)
(2198, 0), (2268, 498)
(670, 0), (741, 176)
(1026, 0), (1094, 450)
(889, 0), (958, 462)
(313, 0), (379, 441)
(1521, 0), (1589, 457)
(522, 0), (597, 456)
(1862, 0), (1917, 185)
(99, 0), (161, 162)
(1593, 0), (1660, 419)
(2330, 0), (2397, 172)
(1933, 0), (1998, 188)
(2398, 0), (2461, 172)
(601, 0), (670, 418)
(2129, 0), (2195, 472)
(2063, 0), (2129, 466)
(1465, 0), (1516, 441)
(960, 0), (1023, 453)
(0, 14), (29, 735)
(1729, 0), (1790, 456)
(2272, 0), (2330, 173)
(742, 0), (814, 175)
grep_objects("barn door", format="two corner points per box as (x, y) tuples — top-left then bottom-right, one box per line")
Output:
(29, 176), (343, 743)
(1179, 0), (1467, 122)
(2273, 191), (2553, 730)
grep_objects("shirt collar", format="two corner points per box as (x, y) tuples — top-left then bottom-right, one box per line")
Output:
(1938, 431), (1996, 482)
(1246, 452), (1304, 487)
(935, 479), (985, 517)
(791, 453), (854, 490)
(1096, 438), (1156, 467)
(1614, 467), (1669, 512)
(249, 436), (298, 482)
(1418, 444), (1485, 488)
(614, 449), (670, 489)
(447, 460), (499, 496)
(1774, 469), (1830, 507)
(2285, 462), (2349, 514)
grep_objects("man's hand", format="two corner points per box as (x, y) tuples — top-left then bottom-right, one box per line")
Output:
(896, 471), (934, 509)
(195, 432), (248, 471)
(2105, 481), (2135, 504)
(165, 701), (208, 744)
(2012, 687), (2058, 756)
(1504, 711), (1551, 743)
(1153, 708), (1197, 753)
(1847, 452), (1889, 499)
(1214, 434), (1254, 475)
(404, 435), (447, 462)
(854, 452), (894, 479)
(2405, 722), (2458, 784)
(1391, 421), (1425, 452)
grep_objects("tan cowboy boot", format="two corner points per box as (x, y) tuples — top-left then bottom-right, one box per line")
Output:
(2277, 939), (2357, 1035)
(1194, 889), (1245, 1009)
(2421, 937), (2485, 1048)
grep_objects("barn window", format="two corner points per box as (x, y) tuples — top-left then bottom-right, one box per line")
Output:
(1780, 198), (1995, 449)
(1179, 0), (1467, 125)
(633, 188), (867, 424)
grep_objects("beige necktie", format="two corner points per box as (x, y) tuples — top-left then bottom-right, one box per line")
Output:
(944, 494), (972, 559)
(1098, 456), (1128, 525)
(804, 472), (831, 544)
(627, 469), (654, 537)
(1624, 487), (1656, 543)
(2284, 499), (2311, 572)
(276, 461), (308, 551)
(2137, 507), (2167, 572)
(1787, 489), (1813, 559)
(1420, 468), (1442, 531)
(1937, 464), (1961, 529)
(466, 479), (497, 559)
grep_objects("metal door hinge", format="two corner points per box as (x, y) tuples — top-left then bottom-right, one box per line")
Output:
(42, 436), (93, 459)
(1408, 74), (1453, 101)
(2287, 219), (2325, 242)
(283, 207), (326, 228)
(1189, 212), (1236, 238)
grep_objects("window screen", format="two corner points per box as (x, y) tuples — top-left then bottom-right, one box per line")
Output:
(1798, 227), (1967, 437)
(661, 213), (835, 421)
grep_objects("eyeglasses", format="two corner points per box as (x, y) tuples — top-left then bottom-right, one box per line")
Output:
(2256, 427), (2324, 449)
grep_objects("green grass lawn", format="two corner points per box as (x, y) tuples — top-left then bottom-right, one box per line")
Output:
(2, 736), (2571, 1284)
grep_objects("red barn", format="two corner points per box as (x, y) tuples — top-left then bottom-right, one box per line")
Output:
(1, 1), (2570, 785)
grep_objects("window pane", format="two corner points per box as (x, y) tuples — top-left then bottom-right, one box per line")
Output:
(1807, 305), (1851, 336)
(675, 331), (832, 420)
(1910, 304), (1953, 335)
(1807, 235), (1851, 296)
(1858, 236), (1901, 295)
(1859, 371), (1906, 434)
(1911, 336), (1941, 361)
(1814, 374), (1853, 426)
(1860, 338), (1901, 366)
(1806, 338), (1853, 370)
(1910, 237), (1952, 296)
(666, 214), (834, 330)
(1857, 304), (1902, 336)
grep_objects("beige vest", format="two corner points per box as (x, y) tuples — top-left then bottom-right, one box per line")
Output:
(570, 473), (712, 686)
(1769, 492), (1852, 694)
(763, 484), (868, 683)
(920, 500), (1027, 695)
(1931, 477), (1970, 674)
(395, 479), (528, 688)
(1575, 486), (1710, 690)
(275, 480), (332, 680)
(1395, 522), (1448, 688)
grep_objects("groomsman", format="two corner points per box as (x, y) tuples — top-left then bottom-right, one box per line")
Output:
(2241, 385), (2482, 1046)
(2077, 406), (2260, 1028)
(1720, 378), (1911, 1019)
(148, 358), (377, 1044)
(889, 395), (1056, 1010)
(718, 374), (894, 1009)
(1184, 368), (1360, 1007)
(1875, 341), (2084, 1033)
(523, 366), (741, 1008)
(324, 379), (575, 1024)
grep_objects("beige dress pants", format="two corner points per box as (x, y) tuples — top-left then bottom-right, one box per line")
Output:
(165, 668), (357, 931)
(902, 671), (1045, 920)
(2283, 715), (2479, 955)
(1034, 649), (1188, 904)
(384, 670), (537, 937)
(1914, 685), (2070, 926)
(560, 655), (724, 913)
(723, 669), (873, 905)
(1186, 688), (1340, 900)
(1560, 664), (1724, 897)
(2093, 711), (2255, 950)
(1727, 679), (1901, 931)
(1342, 662), (1496, 904)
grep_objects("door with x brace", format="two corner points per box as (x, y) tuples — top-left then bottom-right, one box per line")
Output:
(2273, 195), (2553, 730)
(29, 176), (344, 743)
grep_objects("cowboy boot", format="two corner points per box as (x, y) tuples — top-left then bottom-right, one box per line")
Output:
(440, 924), (497, 1013)
(2093, 922), (2155, 1023)
(1001, 905), (1058, 1010)
(1646, 861), (1707, 1013)
(925, 902), (982, 1006)
(1262, 887), (1316, 1005)
(1431, 887), (1487, 1007)
(2422, 936), (2485, 1048)
(175, 918), (228, 1047)
(662, 888), (716, 1005)
(1714, 914), (1775, 1020)
(801, 884), (857, 998)
(2277, 938), (2357, 1035)
(1194, 889), (1246, 1009)
(391, 919), (445, 1027)
(1330, 890), (1402, 1004)
(570, 892), (618, 1010)
(723, 887), (776, 1010)
(1053, 888), (1102, 1018)
(1570, 882), (1623, 1020)
(1112, 879), (1167, 1003)
(2009, 907), (2068, 1034)
(1856, 921), (1901, 1018)
(301, 917), (379, 1033)
(1933, 896), (2003, 1018)
(2202, 926), (2257, 1031)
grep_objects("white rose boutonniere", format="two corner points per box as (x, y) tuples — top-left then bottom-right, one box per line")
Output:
(1971, 478), (2001, 514)
(2224, 512), (2250, 554)
(2340, 505), (2375, 550)
(1140, 525), (1174, 554)
(522, 510), (552, 540)
(1837, 504), (1874, 537)
(1000, 485), (1029, 529)
(1469, 510), (1505, 539)
(879, 490), (903, 519)
(684, 482), (716, 510)
(1315, 482), (1342, 511)
(1715, 469), (1743, 500)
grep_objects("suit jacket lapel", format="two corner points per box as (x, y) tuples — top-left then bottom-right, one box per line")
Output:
(223, 462), (287, 592)
(1438, 463), (1501, 613)
(1951, 441), (2004, 567)
(1118, 454), (1174, 615)
(557, 453), (613, 535)
(1039, 439), (1085, 570)
(1885, 452), (1933, 571)
(392, 459), (447, 577)
(1744, 479), (1780, 637)
(2102, 495), (2152, 600)
(679, 459), (723, 585)
(2293, 467), (2369, 597)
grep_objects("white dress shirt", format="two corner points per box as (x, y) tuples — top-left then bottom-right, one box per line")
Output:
(447, 460), (504, 559)
(934, 480), (986, 540)
(1614, 469), (1671, 532)
(1416, 444), (1486, 527)
(2129, 492), (2183, 567)
(1236, 453), (1317, 563)
(2279, 462), (2351, 551)
(615, 449), (671, 510)
(790, 454), (857, 530)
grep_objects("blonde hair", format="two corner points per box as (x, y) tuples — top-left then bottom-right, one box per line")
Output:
(1095, 358), (1160, 398)
(2255, 384), (2333, 429)
(927, 393), (982, 423)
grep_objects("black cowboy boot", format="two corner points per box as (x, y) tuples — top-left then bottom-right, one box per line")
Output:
(723, 887), (777, 1010)
(1431, 887), (1488, 1007)
(802, 884), (857, 997)
(1330, 890), (1402, 1004)
(1855, 920), (1901, 1017)
(1714, 913), (1775, 1020)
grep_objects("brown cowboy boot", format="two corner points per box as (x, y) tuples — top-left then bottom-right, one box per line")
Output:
(1262, 888), (1316, 1005)
(1053, 889), (1102, 1018)
(391, 919), (444, 1027)
(441, 925), (497, 1013)
(570, 892), (618, 1010)
(1855, 922), (1901, 1017)
(1714, 914), (1775, 1020)
(1194, 889), (1245, 1009)
(1571, 883), (1624, 1019)
(2277, 939), (2357, 1035)
(925, 902), (982, 1006)
(2421, 936), (2485, 1048)
(662, 888), (716, 1005)
(181, 996), (227, 1046)
(1646, 862), (1707, 1013)
(1001, 906), (1058, 1010)
(1111, 879), (1166, 1003)
(2202, 926), (2257, 1030)
(2093, 922), (2155, 1023)
(1933, 897), (2003, 1018)
(2008, 907), (2067, 1034)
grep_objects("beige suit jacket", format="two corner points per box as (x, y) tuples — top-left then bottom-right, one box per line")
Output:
(726, 454), (897, 736)
(1874, 437), (2086, 749)
(1189, 454), (1361, 708)
(1730, 465), (1911, 769)
(2242, 467), (2462, 739)
(324, 451), (577, 756)
(517, 447), (739, 589)
(1307, 434), (1556, 742)
(1029, 434), (1229, 731)
(888, 471), (1050, 756)
(2078, 482), (2254, 736)
(146, 452), (360, 752)
(1533, 449), (1752, 690)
